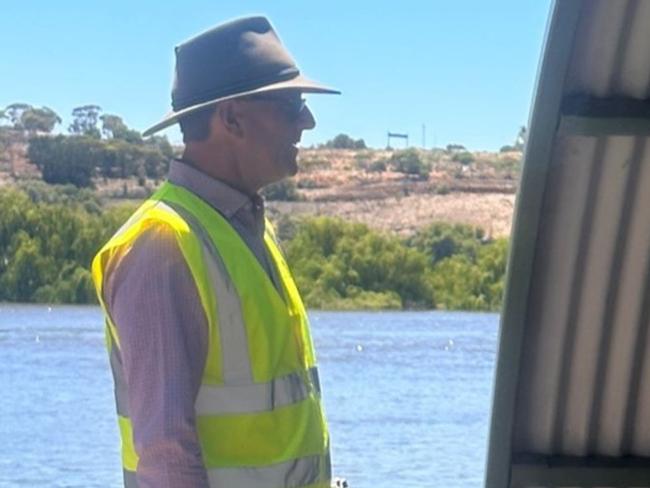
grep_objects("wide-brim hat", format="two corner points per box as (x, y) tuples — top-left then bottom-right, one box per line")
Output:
(142, 16), (340, 137)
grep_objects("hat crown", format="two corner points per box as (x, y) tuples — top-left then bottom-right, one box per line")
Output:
(171, 16), (299, 111)
(142, 15), (339, 137)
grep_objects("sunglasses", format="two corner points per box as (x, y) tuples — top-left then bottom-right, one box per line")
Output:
(243, 94), (307, 121)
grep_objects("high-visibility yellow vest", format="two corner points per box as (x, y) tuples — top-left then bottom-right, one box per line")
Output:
(92, 181), (330, 488)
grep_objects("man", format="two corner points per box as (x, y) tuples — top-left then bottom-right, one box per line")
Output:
(92, 16), (339, 488)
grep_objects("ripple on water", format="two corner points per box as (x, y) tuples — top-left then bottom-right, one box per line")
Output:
(1, 305), (499, 488)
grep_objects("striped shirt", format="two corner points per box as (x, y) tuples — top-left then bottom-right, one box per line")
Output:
(103, 159), (282, 488)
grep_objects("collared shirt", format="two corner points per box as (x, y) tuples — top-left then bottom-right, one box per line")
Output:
(103, 160), (281, 488)
(167, 160), (283, 292)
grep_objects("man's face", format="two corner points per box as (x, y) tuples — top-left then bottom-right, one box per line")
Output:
(237, 90), (316, 188)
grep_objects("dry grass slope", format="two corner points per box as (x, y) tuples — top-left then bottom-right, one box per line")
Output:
(0, 138), (521, 237)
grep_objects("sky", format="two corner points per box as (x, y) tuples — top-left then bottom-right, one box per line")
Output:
(1, 1), (553, 151)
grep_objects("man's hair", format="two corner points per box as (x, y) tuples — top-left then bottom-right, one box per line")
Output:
(179, 105), (217, 143)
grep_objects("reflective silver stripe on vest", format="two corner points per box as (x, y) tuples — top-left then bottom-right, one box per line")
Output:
(125, 456), (329, 488)
(196, 366), (321, 415)
(123, 452), (330, 488)
(206, 453), (330, 488)
(123, 469), (138, 488)
(161, 200), (323, 415)
(160, 201), (253, 385)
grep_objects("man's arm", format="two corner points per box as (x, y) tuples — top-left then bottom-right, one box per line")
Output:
(104, 225), (209, 488)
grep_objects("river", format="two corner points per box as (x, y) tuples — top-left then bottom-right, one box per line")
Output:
(0, 305), (499, 488)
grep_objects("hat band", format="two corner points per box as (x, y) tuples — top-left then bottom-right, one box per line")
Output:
(172, 67), (300, 111)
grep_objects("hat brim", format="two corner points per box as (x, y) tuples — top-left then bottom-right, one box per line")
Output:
(142, 75), (340, 137)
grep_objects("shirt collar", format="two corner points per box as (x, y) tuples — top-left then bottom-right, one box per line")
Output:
(167, 159), (257, 219)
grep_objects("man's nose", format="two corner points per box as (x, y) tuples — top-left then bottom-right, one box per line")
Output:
(297, 104), (316, 130)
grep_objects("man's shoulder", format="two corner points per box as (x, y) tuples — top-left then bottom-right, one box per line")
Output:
(115, 220), (181, 267)
(104, 197), (187, 249)
(102, 222), (187, 310)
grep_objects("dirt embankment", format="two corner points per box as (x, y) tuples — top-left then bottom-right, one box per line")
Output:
(268, 192), (516, 238)
(1, 140), (522, 237)
(269, 148), (520, 237)
(0, 132), (39, 185)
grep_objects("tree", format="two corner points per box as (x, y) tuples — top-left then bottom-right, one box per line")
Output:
(100, 114), (128, 138)
(69, 105), (102, 138)
(3, 103), (32, 130)
(408, 222), (485, 266)
(0, 127), (9, 153)
(147, 135), (174, 159)
(28, 135), (99, 187)
(389, 148), (430, 179)
(142, 139), (173, 178)
(99, 139), (133, 178)
(446, 143), (466, 153)
(323, 133), (366, 149)
(368, 159), (387, 172)
(451, 151), (474, 165)
(286, 217), (433, 309)
(101, 114), (142, 143)
(429, 238), (508, 311)
(0, 185), (137, 303)
(21, 106), (61, 134)
(0, 230), (52, 302)
(262, 178), (300, 201)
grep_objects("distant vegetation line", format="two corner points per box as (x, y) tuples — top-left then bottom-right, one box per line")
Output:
(0, 102), (515, 310)
(0, 103), (174, 189)
(0, 103), (524, 194)
(0, 183), (508, 311)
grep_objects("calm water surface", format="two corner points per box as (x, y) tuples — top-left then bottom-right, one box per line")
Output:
(0, 305), (499, 488)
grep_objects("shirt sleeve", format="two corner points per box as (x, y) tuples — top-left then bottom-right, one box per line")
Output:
(103, 224), (210, 488)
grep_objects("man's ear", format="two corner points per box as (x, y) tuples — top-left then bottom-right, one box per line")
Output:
(215, 100), (244, 138)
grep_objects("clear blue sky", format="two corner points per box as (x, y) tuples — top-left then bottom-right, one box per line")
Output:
(1, 1), (553, 151)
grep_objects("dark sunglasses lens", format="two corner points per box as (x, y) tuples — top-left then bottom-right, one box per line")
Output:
(249, 95), (306, 119)
(277, 98), (305, 120)
(291, 99), (306, 118)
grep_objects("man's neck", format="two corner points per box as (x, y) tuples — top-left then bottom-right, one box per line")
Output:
(181, 147), (257, 197)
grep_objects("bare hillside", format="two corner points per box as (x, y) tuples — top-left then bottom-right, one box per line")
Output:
(271, 148), (520, 237)
(0, 138), (521, 236)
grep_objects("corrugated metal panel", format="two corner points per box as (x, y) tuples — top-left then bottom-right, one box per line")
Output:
(485, 0), (650, 486)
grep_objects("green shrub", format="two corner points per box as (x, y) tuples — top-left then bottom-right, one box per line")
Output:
(428, 238), (508, 311)
(296, 178), (323, 189)
(353, 152), (371, 170)
(435, 184), (450, 195)
(27, 133), (173, 187)
(452, 151), (475, 165)
(0, 184), (510, 311)
(492, 156), (522, 173)
(323, 133), (367, 149)
(298, 156), (330, 170)
(286, 217), (433, 310)
(28, 135), (100, 187)
(407, 222), (485, 265)
(274, 214), (299, 242)
(262, 178), (301, 201)
(17, 180), (102, 210)
(368, 159), (387, 172)
(446, 143), (466, 152)
(0, 186), (136, 303)
(389, 148), (430, 178)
